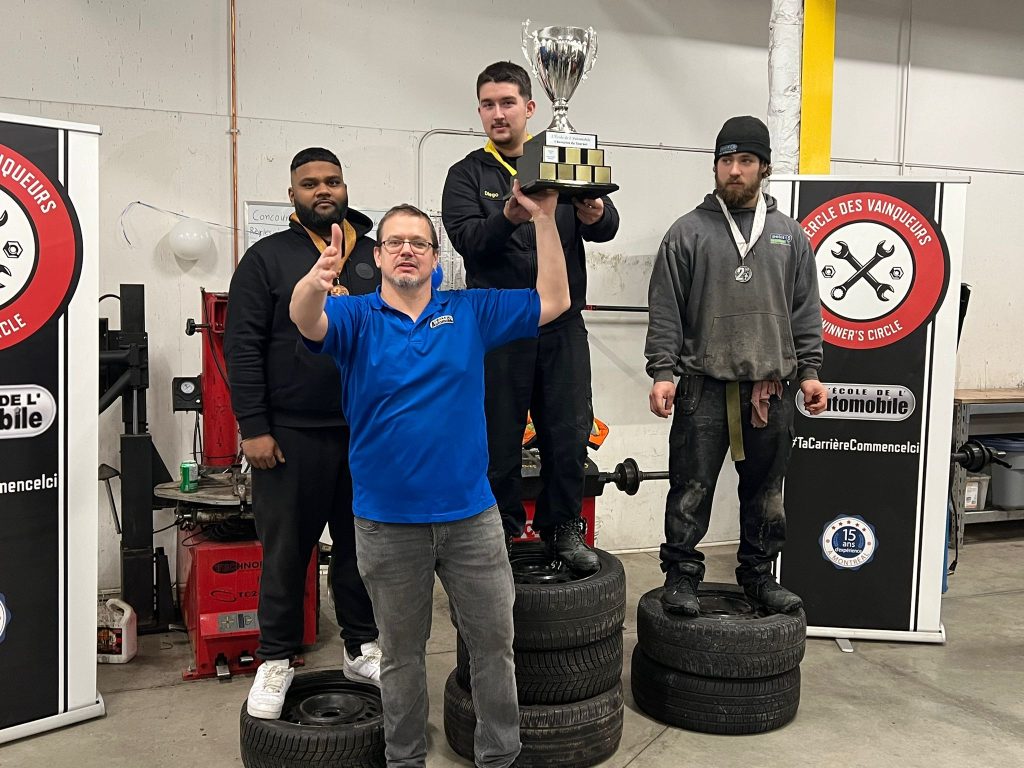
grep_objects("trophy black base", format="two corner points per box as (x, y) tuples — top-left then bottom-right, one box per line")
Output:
(519, 178), (620, 200)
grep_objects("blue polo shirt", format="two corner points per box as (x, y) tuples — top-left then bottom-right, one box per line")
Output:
(307, 287), (540, 523)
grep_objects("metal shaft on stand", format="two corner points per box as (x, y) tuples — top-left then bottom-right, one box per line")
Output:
(597, 457), (669, 496)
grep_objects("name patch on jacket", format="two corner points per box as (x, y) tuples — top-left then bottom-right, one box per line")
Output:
(430, 315), (454, 329)
(770, 232), (793, 245)
(483, 190), (500, 199)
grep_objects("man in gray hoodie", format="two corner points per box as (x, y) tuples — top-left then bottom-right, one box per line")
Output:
(645, 115), (828, 616)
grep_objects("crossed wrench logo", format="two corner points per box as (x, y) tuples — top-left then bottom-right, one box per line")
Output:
(830, 241), (895, 301)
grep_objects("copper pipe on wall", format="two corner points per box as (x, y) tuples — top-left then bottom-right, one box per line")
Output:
(229, 0), (240, 268)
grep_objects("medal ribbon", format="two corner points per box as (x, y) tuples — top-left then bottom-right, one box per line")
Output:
(290, 213), (355, 293)
(716, 192), (767, 267)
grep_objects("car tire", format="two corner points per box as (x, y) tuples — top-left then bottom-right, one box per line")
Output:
(455, 630), (622, 705)
(239, 670), (385, 768)
(444, 669), (623, 768)
(636, 583), (806, 678)
(631, 646), (800, 735)
(511, 542), (625, 651)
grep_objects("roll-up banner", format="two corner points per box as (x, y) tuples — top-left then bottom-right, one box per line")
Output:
(0, 113), (104, 741)
(772, 176), (967, 643)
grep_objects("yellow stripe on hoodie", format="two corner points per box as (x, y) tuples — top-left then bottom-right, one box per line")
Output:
(483, 135), (533, 177)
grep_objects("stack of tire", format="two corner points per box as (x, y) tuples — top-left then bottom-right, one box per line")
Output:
(445, 542), (626, 767)
(239, 670), (386, 767)
(631, 582), (806, 735)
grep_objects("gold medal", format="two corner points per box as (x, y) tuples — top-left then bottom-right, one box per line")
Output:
(330, 280), (349, 297)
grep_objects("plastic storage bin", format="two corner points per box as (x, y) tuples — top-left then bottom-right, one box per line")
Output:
(981, 436), (1024, 509)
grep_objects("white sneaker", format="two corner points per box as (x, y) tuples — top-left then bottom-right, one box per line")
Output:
(246, 660), (295, 719)
(343, 641), (382, 687)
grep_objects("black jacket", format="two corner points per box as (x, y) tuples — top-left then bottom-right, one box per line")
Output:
(224, 210), (380, 439)
(441, 148), (619, 329)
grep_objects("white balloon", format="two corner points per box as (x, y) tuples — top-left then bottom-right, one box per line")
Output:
(169, 218), (212, 261)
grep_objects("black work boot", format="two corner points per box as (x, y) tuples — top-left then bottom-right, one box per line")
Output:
(661, 572), (701, 616)
(543, 518), (600, 573)
(743, 577), (803, 614)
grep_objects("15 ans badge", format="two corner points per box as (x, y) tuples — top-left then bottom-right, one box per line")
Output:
(821, 515), (878, 571)
(0, 144), (82, 350)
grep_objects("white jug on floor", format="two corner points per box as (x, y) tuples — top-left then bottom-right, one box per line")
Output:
(97, 598), (138, 664)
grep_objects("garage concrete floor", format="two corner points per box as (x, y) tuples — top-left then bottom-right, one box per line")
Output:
(4, 522), (1023, 768)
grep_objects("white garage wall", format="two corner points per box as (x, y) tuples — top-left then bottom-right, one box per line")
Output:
(1, 1), (1021, 589)
(833, 0), (1024, 388)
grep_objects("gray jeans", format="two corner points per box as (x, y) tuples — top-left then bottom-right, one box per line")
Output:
(354, 505), (519, 768)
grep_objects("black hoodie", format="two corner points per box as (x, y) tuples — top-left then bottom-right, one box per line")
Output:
(442, 147), (619, 329)
(224, 209), (379, 439)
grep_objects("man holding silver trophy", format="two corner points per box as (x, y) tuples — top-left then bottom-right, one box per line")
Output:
(442, 23), (619, 573)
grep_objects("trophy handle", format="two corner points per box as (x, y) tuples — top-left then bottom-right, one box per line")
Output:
(582, 26), (598, 81)
(521, 19), (540, 79)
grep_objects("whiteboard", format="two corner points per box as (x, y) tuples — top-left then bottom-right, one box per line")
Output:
(242, 200), (464, 289)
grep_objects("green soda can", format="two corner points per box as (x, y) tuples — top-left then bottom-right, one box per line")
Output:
(179, 461), (199, 493)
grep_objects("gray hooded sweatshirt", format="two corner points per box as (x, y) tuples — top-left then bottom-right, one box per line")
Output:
(645, 192), (822, 384)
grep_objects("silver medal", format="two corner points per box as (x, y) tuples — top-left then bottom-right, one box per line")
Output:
(735, 265), (752, 283)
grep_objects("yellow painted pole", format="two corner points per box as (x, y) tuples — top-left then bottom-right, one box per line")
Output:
(799, 0), (836, 173)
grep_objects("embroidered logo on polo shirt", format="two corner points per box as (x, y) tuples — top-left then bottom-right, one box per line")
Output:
(430, 315), (454, 329)
(770, 232), (793, 245)
(483, 190), (500, 199)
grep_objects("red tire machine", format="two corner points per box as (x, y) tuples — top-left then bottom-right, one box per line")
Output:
(161, 289), (318, 680)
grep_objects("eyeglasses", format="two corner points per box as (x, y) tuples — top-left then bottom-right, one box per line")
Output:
(378, 238), (436, 255)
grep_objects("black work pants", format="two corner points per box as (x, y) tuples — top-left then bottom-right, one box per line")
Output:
(661, 377), (795, 585)
(484, 314), (593, 537)
(252, 424), (377, 659)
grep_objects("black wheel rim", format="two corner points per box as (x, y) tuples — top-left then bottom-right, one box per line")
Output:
(696, 591), (772, 620)
(509, 543), (601, 584)
(282, 685), (382, 726)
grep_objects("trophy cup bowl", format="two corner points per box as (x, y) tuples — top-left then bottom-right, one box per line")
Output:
(522, 22), (596, 132)
(518, 19), (618, 198)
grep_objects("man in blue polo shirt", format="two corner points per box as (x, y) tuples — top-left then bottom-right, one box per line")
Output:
(290, 181), (569, 768)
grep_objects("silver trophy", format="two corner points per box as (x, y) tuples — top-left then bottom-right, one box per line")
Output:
(522, 20), (597, 132)
(517, 20), (617, 197)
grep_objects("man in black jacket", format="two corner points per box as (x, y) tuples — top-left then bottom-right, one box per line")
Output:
(225, 148), (380, 720)
(442, 61), (620, 572)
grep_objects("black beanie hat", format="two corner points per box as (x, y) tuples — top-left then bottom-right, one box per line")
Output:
(715, 116), (771, 164)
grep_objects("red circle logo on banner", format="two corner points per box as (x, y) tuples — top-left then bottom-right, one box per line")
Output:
(0, 144), (82, 351)
(801, 192), (948, 349)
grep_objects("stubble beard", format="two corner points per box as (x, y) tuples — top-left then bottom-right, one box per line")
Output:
(384, 272), (428, 290)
